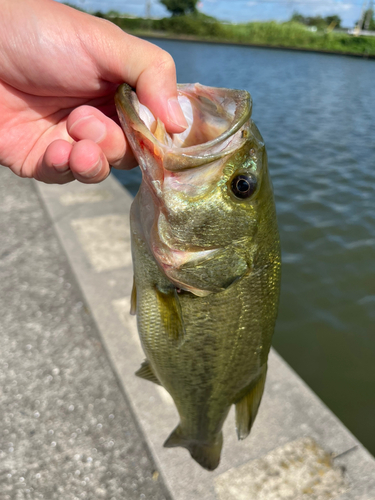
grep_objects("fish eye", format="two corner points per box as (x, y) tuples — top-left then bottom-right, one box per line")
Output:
(230, 174), (257, 199)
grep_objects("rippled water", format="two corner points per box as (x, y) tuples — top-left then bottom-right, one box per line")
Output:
(113, 40), (375, 454)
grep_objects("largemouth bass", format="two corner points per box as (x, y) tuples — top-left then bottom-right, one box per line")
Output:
(115, 83), (281, 471)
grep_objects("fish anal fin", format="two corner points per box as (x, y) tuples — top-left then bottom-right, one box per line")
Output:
(235, 364), (268, 440)
(164, 425), (223, 471)
(163, 425), (185, 448)
(155, 287), (185, 342)
(130, 277), (137, 315)
(135, 359), (161, 386)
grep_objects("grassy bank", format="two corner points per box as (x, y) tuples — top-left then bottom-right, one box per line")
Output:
(101, 14), (375, 57)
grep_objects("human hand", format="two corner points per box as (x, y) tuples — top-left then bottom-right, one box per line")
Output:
(0, 0), (187, 184)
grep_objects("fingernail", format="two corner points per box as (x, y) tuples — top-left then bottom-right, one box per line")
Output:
(70, 115), (106, 143)
(52, 161), (70, 172)
(167, 98), (188, 129)
(84, 157), (103, 178)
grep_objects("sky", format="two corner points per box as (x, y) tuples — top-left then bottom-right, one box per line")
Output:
(59, 0), (369, 28)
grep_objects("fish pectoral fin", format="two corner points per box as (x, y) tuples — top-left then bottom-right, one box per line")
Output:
(164, 425), (223, 471)
(135, 359), (161, 386)
(235, 364), (268, 440)
(155, 287), (185, 342)
(130, 277), (137, 316)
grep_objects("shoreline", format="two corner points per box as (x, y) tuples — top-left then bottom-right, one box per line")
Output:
(126, 29), (375, 59)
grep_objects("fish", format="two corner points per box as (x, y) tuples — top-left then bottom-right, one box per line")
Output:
(115, 83), (281, 471)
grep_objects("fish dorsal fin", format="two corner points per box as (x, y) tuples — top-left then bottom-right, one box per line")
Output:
(235, 364), (268, 440)
(164, 425), (223, 471)
(135, 359), (161, 386)
(155, 287), (185, 342)
(130, 277), (137, 315)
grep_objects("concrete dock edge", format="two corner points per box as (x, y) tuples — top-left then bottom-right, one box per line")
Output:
(35, 173), (375, 500)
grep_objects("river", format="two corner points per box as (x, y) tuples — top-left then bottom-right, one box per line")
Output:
(112, 39), (375, 455)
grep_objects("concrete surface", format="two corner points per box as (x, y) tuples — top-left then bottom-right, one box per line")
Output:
(35, 172), (375, 500)
(0, 167), (168, 500)
(214, 437), (348, 500)
(1, 164), (374, 500)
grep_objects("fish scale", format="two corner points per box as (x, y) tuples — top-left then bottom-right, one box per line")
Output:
(115, 83), (281, 470)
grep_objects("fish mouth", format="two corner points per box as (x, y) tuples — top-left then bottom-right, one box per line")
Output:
(115, 83), (252, 175)
(116, 83), (256, 296)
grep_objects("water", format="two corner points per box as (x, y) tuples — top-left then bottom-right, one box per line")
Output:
(112, 40), (375, 454)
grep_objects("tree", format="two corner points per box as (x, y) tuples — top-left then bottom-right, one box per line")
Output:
(291, 12), (305, 24)
(290, 11), (342, 30)
(63, 2), (86, 12)
(363, 8), (375, 30)
(159, 0), (198, 16)
(325, 15), (341, 29)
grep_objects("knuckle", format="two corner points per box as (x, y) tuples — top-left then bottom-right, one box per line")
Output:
(151, 50), (176, 76)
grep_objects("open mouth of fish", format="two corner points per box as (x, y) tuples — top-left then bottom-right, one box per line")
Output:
(115, 83), (259, 296)
(115, 83), (252, 178)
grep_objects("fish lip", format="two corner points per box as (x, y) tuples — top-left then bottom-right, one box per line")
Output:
(115, 83), (252, 172)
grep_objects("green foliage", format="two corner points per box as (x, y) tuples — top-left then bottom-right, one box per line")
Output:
(109, 12), (224, 37)
(325, 15), (342, 28)
(159, 0), (198, 16)
(102, 14), (375, 57)
(105, 16), (154, 32)
(93, 10), (105, 18)
(155, 13), (225, 36)
(106, 9), (121, 17)
(291, 11), (341, 29)
(360, 9), (375, 30)
(63, 2), (86, 12)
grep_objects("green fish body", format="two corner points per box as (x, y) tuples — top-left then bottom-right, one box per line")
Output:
(115, 83), (281, 471)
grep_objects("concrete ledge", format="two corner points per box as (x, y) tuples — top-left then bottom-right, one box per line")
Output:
(35, 174), (375, 500)
(0, 168), (168, 500)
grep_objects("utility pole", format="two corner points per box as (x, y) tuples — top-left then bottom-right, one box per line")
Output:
(146, 0), (151, 18)
(355, 0), (368, 34)
(364, 0), (374, 30)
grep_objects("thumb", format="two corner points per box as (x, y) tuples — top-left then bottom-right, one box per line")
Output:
(136, 49), (189, 134)
(87, 23), (187, 133)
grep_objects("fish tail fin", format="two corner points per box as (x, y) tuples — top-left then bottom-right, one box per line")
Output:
(235, 363), (268, 440)
(164, 425), (223, 471)
(188, 434), (223, 471)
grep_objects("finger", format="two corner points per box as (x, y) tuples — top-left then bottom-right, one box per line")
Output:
(87, 28), (188, 133)
(134, 47), (189, 134)
(35, 140), (75, 184)
(35, 139), (112, 184)
(67, 106), (137, 170)
(69, 139), (110, 184)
